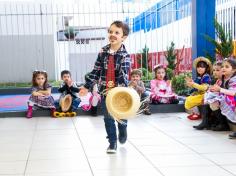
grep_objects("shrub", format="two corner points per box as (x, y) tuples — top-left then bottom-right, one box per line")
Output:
(171, 73), (192, 96)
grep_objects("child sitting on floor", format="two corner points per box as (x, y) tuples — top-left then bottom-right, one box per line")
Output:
(193, 61), (222, 130)
(27, 70), (55, 118)
(209, 58), (236, 134)
(54, 70), (81, 117)
(150, 64), (178, 104)
(185, 57), (212, 120)
(129, 69), (151, 115)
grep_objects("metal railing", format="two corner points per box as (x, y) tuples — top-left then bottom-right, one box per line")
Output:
(0, 0), (192, 87)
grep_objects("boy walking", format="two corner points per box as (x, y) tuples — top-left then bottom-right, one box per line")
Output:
(80, 21), (131, 153)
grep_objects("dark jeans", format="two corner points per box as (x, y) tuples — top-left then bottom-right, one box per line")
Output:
(55, 97), (81, 111)
(101, 97), (127, 144)
(141, 91), (150, 102)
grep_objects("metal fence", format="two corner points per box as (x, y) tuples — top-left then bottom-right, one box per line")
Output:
(0, 0), (192, 87)
(216, 0), (236, 41)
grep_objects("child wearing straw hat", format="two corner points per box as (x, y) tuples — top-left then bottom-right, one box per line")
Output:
(80, 21), (131, 154)
(54, 70), (81, 117)
(185, 57), (212, 120)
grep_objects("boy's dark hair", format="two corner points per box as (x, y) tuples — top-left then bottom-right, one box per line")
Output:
(196, 61), (210, 76)
(221, 58), (236, 89)
(131, 69), (142, 77)
(32, 71), (48, 90)
(61, 70), (71, 78)
(110, 21), (130, 36)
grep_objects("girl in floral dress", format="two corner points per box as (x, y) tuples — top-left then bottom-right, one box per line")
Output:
(27, 71), (55, 118)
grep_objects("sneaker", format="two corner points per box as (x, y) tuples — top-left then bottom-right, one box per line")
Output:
(143, 110), (151, 115)
(106, 143), (117, 154)
(118, 128), (127, 144)
(229, 132), (236, 139)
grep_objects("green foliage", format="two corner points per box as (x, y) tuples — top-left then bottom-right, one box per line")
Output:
(165, 41), (176, 70)
(166, 68), (174, 80)
(165, 41), (177, 80)
(204, 18), (233, 60)
(141, 68), (153, 81)
(138, 45), (150, 71)
(171, 73), (192, 96)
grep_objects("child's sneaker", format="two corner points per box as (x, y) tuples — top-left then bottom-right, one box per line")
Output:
(143, 109), (151, 115)
(106, 142), (117, 154)
(118, 128), (127, 144)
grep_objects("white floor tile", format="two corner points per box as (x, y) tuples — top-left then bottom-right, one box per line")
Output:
(203, 153), (236, 165)
(1, 113), (236, 176)
(159, 166), (234, 176)
(36, 118), (74, 130)
(93, 168), (163, 176)
(149, 154), (214, 167)
(0, 161), (26, 175)
(25, 159), (91, 174)
(222, 165), (236, 175)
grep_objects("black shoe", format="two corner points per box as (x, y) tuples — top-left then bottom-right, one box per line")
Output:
(118, 128), (127, 144)
(229, 132), (236, 139)
(193, 105), (210, 130)
(211, 124), (230, 131)
(211, 109), (230, 131)
(106, 142), (117, 154)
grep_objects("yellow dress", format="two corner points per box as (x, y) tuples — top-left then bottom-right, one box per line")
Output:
(185, 83), (208, 110)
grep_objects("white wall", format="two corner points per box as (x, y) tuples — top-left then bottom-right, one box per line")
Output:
(0, 35), (55, 83)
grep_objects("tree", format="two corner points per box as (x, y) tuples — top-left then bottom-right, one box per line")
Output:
(204, 18), (233, 60)
(165, 41), (177, 79)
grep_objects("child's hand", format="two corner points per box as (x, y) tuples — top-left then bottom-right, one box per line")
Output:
(33, 92), (44, 96)
(209, 84), (221, 92)
(185, 78), (194, 87)
(79, 86), (88, 96)
(130, 81), (137, 87)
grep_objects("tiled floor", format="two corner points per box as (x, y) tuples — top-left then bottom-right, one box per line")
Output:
(0, 113), (236, 176)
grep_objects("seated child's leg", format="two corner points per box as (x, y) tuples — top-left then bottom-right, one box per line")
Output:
(151, 95), (161, 104)
(71, 98), (81, 111)
(185, 94), (204, 110)
(141, 91), (150, 102)
(170, 98), (179, 104)
(54, 100), (60, 110)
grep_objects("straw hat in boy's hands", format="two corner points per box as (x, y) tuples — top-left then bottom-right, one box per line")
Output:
(106, 87), (141, 122)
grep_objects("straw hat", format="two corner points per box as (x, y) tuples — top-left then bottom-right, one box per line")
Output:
(60, 94), (72, 112)
(106, 87), (141, 121)
(193, 57), (213, 73)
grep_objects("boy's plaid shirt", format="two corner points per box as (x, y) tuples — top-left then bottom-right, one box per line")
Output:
(84, 44), (131, 93)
